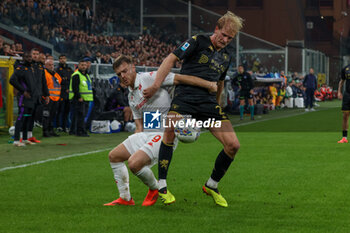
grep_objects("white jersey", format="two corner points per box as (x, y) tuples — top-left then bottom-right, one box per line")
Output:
(123, 71), (176, 163)
(128, 71), (175, 120)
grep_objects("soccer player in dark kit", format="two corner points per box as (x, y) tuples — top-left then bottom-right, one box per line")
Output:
(337, 64), (350, 143)
(143, 11), (244, 207)
(232, 65), (254, 120)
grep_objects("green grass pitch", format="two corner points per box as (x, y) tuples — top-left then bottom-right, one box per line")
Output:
(0, 101), (349, 233)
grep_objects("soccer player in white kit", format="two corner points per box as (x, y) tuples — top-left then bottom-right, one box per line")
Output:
(104, 55), (217, 206)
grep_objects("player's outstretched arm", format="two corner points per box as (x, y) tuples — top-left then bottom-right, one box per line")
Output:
(173, 74), (217, 93)
(143, 53), (178, 99)
(338, 79), (345, 100)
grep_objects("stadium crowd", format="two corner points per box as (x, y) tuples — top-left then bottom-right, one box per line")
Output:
(0, 0), (183, 66)
(0, 37), (23, 57)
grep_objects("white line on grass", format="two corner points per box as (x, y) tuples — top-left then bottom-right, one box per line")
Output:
(233, 106), (333, 128)
(233, 110), (309, 127)
(0, 148), (112, 172)
(0, 107), (333, 172)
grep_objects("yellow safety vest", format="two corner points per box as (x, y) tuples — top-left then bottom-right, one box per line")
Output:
(69, 70), (93, 101)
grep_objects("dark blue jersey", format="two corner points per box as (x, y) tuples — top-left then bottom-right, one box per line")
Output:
(341, 64), (350, 94)
(172, 35), (234, 100)
(232, 71), (254, 91)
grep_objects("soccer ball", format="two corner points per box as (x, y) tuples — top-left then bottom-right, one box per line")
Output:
(110, 120), (121, 131)
(174, 125), (200, 143)
(9, 126), (15, 136)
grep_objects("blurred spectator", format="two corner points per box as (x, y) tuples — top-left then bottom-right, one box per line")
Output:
(280, 71), (287, 87)
(106, 17), (114, 36)
(285, 81), (294, 108)
(0, 0), (180, 66)
(104, 82), (133, 122)
(303, 68), (317, 111)
(39, 53), (46, 65)
(276, 85), (286, 108)
(14, 42), (23, 55)
(93, 51), (102, 64)
(56, 54), (73, 133)
(28, 48), (49, 143)
(111, 52), (118, 63)
(1, 44), (12, 56)
(269, 83), (278, 106)
(83, 5), (93, 34)
(9, 51), (34, 146)
(263, 93), (274, 110)
(0, 37), (4, 54)
(42, 59), (61, 137)
(69, 60), (93, 137)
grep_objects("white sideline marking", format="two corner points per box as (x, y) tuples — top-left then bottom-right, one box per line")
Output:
(233, 106), (332, 128)
(233, 110), (309, 127)
(0, 148), (112, 172)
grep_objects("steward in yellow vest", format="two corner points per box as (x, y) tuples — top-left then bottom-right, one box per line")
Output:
(69, 70), (93, 101)
(69, 60), (92, 137)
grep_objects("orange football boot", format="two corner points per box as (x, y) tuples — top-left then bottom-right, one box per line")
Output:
(28, 137), (41, 143)
(142, 189), (159, 206)
(104, 197), (135, 206)
(338, 137), (348, 143)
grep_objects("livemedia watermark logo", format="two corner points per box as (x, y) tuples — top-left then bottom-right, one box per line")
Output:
(143, 110), (221, 130)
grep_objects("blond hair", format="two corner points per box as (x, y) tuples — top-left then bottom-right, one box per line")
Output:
(113, 55), (133, 70)
(217, 11), (244, 33)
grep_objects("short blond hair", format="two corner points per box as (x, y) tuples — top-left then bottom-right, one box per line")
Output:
(217, 11), (244, 33)
(113, 55), (133, 70)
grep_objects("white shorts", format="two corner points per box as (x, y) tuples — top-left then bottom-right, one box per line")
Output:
(123, 132), (177, 167)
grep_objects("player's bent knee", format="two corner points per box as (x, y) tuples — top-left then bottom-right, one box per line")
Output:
(224, 141), (240, 156)
(128, 158), (142, 174)
(108, 150), (116, 161)
(108, 149), (125, 163)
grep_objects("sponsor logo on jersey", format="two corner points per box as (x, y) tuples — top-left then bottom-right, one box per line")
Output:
(181, 42), (190, 51)
(198, 54), (209, 64)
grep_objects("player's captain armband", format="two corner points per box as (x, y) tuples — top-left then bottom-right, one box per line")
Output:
(181, 42), (190, 51)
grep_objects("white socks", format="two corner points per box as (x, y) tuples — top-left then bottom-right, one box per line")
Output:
(135, 166), (158, 190)
(206, 177), (218, 189)
(158, 179), (167, 190)
(28, 131), (32, 138)
(110, 162), (131, 201)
